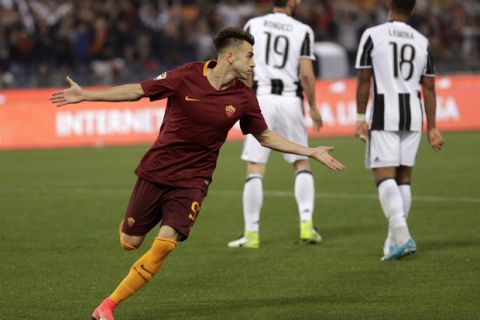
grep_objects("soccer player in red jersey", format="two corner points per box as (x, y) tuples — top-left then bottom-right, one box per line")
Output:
(50, 27), (344, 320)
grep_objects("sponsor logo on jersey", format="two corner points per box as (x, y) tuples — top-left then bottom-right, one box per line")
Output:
(225, 104), (236, 118)
(185, 95), (200, 101)
(127, 217), (136, 227)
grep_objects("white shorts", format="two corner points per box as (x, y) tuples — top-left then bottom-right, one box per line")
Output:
(366, 131), (421, 169)
(241, 95), (308, 164)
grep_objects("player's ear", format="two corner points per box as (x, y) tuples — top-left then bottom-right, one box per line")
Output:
(226, 51), (234, 64)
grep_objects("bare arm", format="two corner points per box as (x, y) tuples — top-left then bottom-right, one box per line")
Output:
(355, 69), (371, 142)
(421, 75), (444, 151)
(299, 59), (322, 131)
(50, 76), (145, 107)
(253, 129), (344, 171)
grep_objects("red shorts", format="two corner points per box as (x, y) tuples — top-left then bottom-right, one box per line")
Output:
(121, 177), (205, 241)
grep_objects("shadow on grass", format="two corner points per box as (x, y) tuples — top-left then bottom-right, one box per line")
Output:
(322, 223), (382, 241)
(419, 238), (480, 250)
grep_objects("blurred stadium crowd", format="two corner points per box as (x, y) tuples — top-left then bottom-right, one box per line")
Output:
(1, 0), (479, 88)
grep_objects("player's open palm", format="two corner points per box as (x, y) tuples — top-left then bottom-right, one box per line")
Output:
(310, 146), (345, 171)
(50, 76), (83, 107)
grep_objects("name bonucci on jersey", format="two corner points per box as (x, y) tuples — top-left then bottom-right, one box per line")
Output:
(355, 21), (435, 131)
(244, 12), (315, 97)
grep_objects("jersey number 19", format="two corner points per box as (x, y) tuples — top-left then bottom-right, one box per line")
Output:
(264, 32), (289, 69)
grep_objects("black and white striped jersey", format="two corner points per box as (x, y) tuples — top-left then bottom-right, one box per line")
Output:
(244, 12), (315, 97)
(355, 21), (435, 131)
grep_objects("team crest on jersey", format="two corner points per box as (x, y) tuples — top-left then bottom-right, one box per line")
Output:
(225, 104), (236, 118)
(154, 72), (167, 80)
(127, 217), (136, 227)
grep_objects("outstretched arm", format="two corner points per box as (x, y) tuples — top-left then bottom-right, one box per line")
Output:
(253, 129), (345, 171)
(50, 76), (146, 107)
(421, 75), (444, 151)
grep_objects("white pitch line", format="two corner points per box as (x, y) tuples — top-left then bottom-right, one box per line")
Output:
(209, 189), (480, 204)
(1, 186), (479, 204)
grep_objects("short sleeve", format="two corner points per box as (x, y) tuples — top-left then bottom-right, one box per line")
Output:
(141, 65), (186, 101)
(355, 29), (374, 69)
(300, 26), (316, 60)
(244, 19), (252, 33)
(239, 92), (268, 135)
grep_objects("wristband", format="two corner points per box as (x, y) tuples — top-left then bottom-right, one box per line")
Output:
(356, 113), (366, 121)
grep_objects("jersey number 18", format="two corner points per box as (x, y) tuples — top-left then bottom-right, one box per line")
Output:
(389, 42), (416, 81)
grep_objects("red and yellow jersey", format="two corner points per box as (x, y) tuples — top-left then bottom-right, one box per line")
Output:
(136, 61), (267, 193)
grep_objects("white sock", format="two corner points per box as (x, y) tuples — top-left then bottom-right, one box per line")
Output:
(243, 174), (263, 233)
(378, 179), (410, 244)
(399, 184), (412, 219)
(387, 184), (412, 244)
(294, 170), (315, 222)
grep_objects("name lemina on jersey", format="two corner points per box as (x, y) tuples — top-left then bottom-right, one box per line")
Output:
(263, 20), (293, 31)
(355, 21), (433, 132)
(389, 28), (414, 39)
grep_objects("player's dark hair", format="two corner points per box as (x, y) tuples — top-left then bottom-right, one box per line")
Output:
(391, 0), (416, 15)
(213, 27), (255, 53)
(273, 0), (289, 6)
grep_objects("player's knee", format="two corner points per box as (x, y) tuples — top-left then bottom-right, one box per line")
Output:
(120, 239), (138, 250)
(247, 162), (266, 176)
(119, 234), (143, 251)
(293, 159), (310, 172)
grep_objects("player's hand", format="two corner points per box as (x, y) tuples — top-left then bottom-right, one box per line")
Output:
(50, 76), (84, 107)
(428, 128), (444, 151)
(355, 121), (368, 143)
(310, 146), (345, 171)
(310, 107), (323, 131)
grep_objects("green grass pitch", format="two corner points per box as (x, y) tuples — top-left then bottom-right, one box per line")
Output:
(0, 132), (479, 319)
